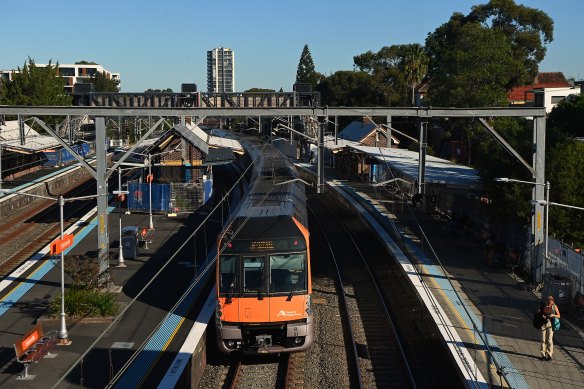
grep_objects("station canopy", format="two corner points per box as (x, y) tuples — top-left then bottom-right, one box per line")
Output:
(0, 120), (61, 154)
(350, 145), (480, 188)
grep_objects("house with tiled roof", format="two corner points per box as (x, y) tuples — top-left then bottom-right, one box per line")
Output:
(507, 72), (581, 112)
(338, 118), (400, 148)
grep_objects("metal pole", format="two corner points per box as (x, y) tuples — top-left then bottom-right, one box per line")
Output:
(58, 195), (70, 344)
(148, 156), (154, 230)
(544, 181), (550, 273)
(0, 125), (3, 190)
(117, 167), (125, 267)
(317, 118), (324, 193)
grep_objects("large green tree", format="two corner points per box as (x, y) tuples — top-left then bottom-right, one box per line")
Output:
(467, 0), (554, 85)
(547, 94), (584, 145)
(295, 44), (318, 89)
(0, 57), (71, 106)
(427, 22), (520, 107)
(316, 71), (387, 107)
(426, 0), (554, 107)
(88, 71), (120, 92)
(546, 139), (584, 246)
(353, 44), (426, 106)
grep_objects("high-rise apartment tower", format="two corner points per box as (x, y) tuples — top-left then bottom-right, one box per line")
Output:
(207, 47), (235, 93)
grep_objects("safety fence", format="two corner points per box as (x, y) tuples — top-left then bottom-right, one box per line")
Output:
(547, 237), (584, 296)
(126, 178), (213, 214)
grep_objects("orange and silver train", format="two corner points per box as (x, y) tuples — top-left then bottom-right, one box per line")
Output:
(215, 140), (313, 354)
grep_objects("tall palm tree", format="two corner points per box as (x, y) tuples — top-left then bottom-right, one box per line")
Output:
(403, 44), (428, 106)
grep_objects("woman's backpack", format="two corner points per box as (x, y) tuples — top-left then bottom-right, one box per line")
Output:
(533, 311), (546, 329)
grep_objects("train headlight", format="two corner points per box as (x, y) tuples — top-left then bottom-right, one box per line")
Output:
(293, 337), (304, 346)
(305, 295), (313, 315)
(227, 340), (235, 348)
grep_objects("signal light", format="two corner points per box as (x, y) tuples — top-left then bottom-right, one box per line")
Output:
(293, 240), (298, 246)
(227, 242), (232, 248)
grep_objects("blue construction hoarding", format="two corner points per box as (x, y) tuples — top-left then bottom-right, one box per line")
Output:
(127, 183), (171, 212)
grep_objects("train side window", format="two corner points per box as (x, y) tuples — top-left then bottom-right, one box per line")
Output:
(270, 254), (306, 294)
(243, 256), (265, 293)
(220, 255), (239, 293)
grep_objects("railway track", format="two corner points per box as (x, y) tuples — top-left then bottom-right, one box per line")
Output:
(308, 194), (417, 389)
(0, 169), (130, 277)
(224, 352), (306, 389)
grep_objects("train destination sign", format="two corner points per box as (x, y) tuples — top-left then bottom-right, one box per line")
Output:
(50, 234), (74, 255)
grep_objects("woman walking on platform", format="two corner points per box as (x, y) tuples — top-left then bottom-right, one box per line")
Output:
(540, 295), (560, 361)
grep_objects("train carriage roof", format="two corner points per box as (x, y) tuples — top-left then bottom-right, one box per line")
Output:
(230, 215), (305, 241)
(236, 137), (307, 228)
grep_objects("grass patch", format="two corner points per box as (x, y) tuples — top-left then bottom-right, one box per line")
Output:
(50, 287), (119, 318)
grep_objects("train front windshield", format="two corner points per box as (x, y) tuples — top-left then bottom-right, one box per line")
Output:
(219, 253), (307, 297)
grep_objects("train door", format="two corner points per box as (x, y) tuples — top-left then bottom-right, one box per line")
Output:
(219, 255), (239, 321)
(239, 255), (269, 323)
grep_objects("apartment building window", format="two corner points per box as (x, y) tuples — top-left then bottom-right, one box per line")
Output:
(59, 68), (75, 77)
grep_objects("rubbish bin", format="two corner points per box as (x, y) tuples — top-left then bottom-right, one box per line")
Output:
(542, 272), (573, 310)
(122, 226), (140, 259)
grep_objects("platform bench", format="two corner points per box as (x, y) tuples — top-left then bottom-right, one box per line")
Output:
(140, 230), (155, 249)
(14, 324), (58, 380)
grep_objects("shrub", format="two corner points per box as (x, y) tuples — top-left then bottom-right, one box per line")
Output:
(50, 286), (119, 318)
(64, 255), (100, 289)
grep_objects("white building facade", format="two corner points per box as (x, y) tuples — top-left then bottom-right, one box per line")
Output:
(0, 63), (120, 93)
(534, 86), (581, 113)
(207, 47), (235, 93)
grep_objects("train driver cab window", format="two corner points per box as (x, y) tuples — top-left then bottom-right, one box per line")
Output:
(220, 255), (238, 293)
(243, 256), (265, 293)
(270, 254), (306, 294)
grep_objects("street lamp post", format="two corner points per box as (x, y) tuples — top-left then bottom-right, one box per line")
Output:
(147, 156), (154, 230)
(114, 166), (129, 268)
(57, 195), (69, 344)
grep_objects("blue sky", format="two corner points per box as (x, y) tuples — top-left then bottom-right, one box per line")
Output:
(2, 1), (581, 92)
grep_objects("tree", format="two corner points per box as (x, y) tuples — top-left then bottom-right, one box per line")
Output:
(296, 44), (318, 88)
(467, 0), (554, 84)
(144, 88), (173, 93)
(547, 94), (584, 145)
(88, 71), (120, 92)
(474, 117), (535, 222)
(316, 71), (387, 107)
(426, 0), (554, 107)
(403, 44), (428, 105)
(426, 22), (520, 107)
(353, 44), (424, 106)
(544, 94), (584, 246)
(547, 139), (584, 246)
(0, 57), (71, 106)
(244, 88), (275, 93)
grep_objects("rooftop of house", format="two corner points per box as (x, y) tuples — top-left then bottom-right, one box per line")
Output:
(507, 72), (572, 102)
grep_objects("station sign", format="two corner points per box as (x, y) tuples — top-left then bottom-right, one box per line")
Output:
(50, 234), (74, 255)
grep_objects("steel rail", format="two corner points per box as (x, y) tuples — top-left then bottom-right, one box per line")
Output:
(307, 203), (364, 389)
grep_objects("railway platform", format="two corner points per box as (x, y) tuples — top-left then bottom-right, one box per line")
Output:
(302, 164), (584, 389)
(0, 209), (199, 388)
